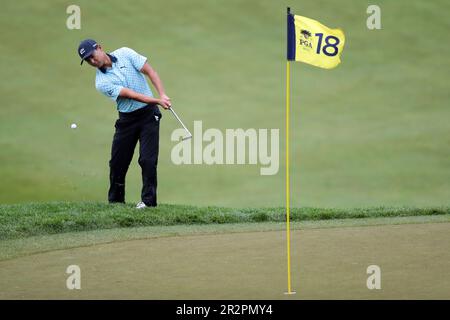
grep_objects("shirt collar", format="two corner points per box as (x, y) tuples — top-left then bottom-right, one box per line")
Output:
(99, 53), (118, 73)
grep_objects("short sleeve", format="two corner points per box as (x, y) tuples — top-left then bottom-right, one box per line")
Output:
(123, 47), (147, 71)
(95, 79), (123, 102)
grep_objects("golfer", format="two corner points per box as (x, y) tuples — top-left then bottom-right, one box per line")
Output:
(78, 39), (171, 208)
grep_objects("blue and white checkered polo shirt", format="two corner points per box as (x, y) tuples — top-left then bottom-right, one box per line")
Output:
(95, 47), (154, 113)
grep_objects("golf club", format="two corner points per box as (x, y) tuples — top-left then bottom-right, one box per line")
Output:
(168, 105), (192, 140)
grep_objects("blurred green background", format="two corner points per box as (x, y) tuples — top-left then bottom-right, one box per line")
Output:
(0, 0), (448, 207)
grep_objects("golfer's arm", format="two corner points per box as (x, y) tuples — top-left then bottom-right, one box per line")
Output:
(140, 63), (167, 96)
(118, 87), (160, 104)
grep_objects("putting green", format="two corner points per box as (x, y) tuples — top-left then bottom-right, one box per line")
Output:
(0, 222), (449, 299)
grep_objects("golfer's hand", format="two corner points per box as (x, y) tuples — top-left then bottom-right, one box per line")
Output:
(158, 98), (171, 109)
(160, 94), (172, 109)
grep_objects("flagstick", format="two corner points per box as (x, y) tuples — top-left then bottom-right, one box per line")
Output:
(285, 59), (296, 295)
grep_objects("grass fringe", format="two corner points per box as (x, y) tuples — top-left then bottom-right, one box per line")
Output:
(0, 202), (448, 240)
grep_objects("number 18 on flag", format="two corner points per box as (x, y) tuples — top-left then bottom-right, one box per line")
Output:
(287, 12), (346, 69)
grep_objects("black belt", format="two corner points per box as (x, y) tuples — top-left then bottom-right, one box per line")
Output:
(118, 104), (157, 119)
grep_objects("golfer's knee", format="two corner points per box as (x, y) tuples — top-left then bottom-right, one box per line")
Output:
(138, 157), (157, 169)
(110, 165), (128, 183)
(109, 160), (130, 173)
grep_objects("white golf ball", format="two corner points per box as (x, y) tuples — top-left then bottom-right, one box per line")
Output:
(71, 123), (77, 129)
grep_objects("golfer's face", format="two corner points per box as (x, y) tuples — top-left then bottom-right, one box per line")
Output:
(85, 48), (104, 68)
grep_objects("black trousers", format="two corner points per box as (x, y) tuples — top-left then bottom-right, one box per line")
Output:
(108, 104), (162, 206)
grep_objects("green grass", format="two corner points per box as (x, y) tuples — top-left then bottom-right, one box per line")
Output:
(0, 202), (448, 240)
(0, 0), (449, 208)
(2, 215), (450, 262)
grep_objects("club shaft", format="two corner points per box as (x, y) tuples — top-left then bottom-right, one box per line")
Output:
(169, 106), (192, 137)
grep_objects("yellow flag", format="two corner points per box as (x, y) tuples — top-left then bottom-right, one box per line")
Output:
(287, 14), (345, 69)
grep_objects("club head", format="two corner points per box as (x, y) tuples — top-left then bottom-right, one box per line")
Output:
(181, 135), (192, 141)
